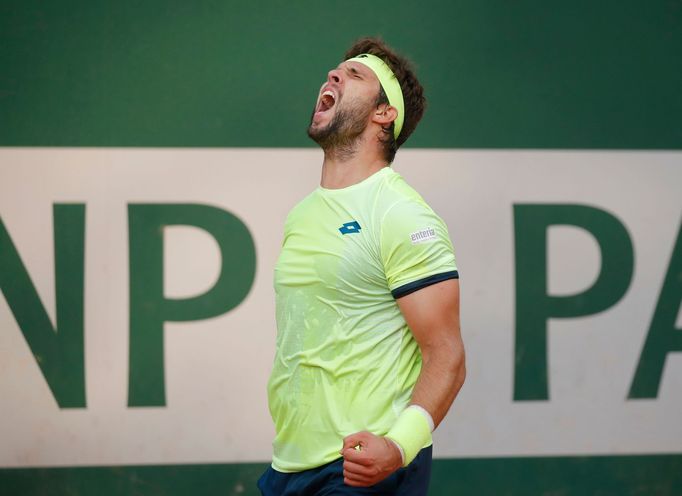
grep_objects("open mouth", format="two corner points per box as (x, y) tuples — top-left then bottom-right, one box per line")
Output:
(317, 90), (336, 113)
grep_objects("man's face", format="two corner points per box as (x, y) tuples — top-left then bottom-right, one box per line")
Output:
(307, 60), (381, 150)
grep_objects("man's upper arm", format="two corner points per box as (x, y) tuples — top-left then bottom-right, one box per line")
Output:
(380, 199), (458, 298)
(395, 278), (461, 351)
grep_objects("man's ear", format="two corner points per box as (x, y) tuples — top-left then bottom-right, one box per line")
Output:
(372, 104), (398, 127)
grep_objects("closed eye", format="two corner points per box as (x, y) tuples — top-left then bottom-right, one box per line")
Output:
(347, 67), (363, 79)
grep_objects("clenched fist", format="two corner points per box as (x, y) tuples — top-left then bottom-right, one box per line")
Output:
(340, 431), (403, 487)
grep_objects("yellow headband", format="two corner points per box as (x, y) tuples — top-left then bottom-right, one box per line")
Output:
(346, 53), (405, 140)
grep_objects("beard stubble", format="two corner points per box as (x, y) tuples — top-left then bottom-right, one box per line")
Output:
(307, 96), (374, 160)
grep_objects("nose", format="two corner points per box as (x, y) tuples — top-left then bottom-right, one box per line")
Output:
(327, 69), (342, 84)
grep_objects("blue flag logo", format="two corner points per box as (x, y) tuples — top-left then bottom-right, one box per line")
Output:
(339, 221), (362, 235)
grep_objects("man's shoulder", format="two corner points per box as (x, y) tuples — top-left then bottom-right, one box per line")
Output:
(376, 169), (433, 219)
(285, 189), (322, 221)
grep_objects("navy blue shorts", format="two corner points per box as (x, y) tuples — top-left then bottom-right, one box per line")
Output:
(257, 446), (432, 495)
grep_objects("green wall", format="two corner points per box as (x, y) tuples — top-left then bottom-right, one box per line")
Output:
(1, 0), (681, 148)
(3, 455), (682, 495)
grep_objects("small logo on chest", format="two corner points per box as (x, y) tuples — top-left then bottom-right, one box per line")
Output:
(339, 221), (362, 235)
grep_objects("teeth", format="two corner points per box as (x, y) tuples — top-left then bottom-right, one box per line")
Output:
(318, 89), (336, 112)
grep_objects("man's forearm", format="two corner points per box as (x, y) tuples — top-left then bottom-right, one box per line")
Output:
(408, 334), (466, 428)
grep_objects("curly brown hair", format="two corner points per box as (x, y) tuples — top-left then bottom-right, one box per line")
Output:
(344, 37), (426, 163)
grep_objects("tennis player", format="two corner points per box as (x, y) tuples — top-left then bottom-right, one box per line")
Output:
(259, 37), (466, 495)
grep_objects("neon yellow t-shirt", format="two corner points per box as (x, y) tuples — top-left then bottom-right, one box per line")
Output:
(268, 166), (458, 472)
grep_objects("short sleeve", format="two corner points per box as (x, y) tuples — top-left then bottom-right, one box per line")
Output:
(380, 199), (458, 299)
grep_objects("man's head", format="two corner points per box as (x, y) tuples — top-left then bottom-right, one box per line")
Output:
(307, 37), (426, 163)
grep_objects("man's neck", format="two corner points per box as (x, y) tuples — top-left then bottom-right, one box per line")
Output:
(320, 142), (389, 190)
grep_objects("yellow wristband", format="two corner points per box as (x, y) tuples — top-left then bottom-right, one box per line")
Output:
(385, 406), (432, 467)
